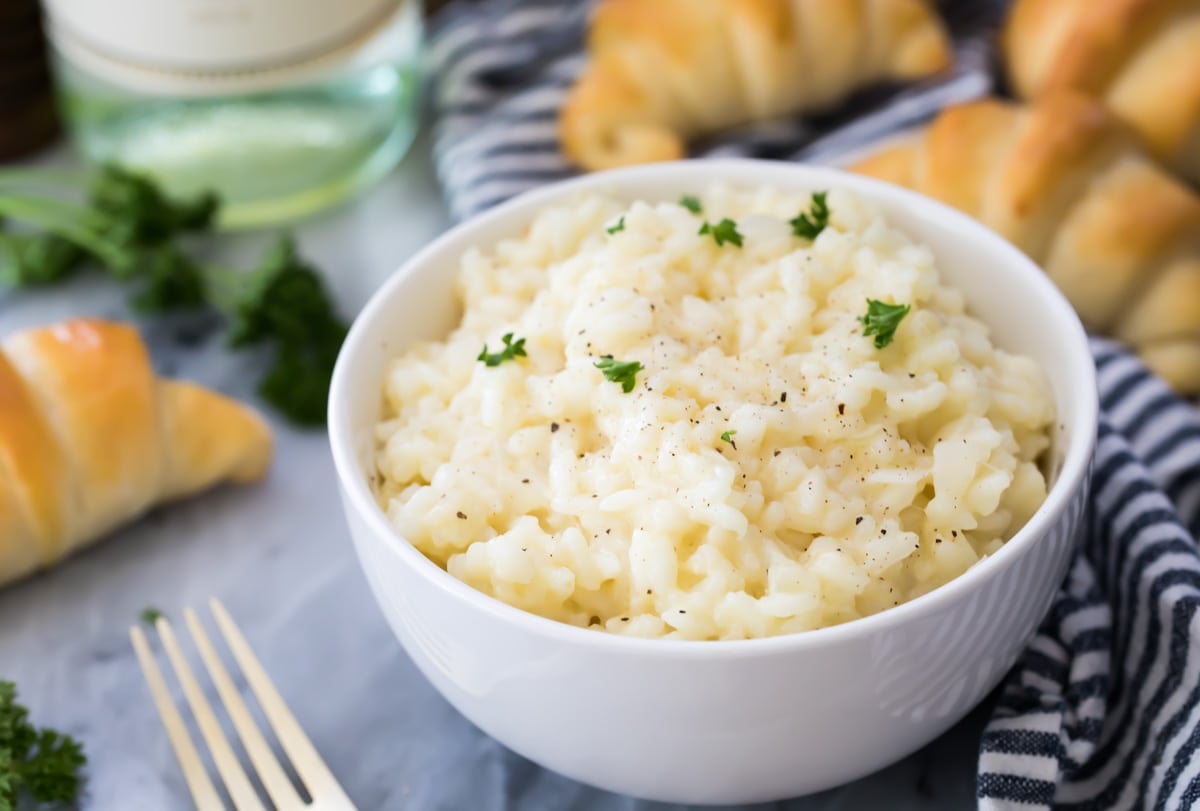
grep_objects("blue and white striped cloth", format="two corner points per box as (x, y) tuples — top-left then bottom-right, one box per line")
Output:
(427, 3), (1200, 807)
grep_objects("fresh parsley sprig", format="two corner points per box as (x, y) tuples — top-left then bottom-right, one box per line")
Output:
(594, 355), (642, 393)
(0, 164), (215, 285)
(0, 680), (86, 811)
(218, 236), (347, 427)
(478, 333), (527, 367)
(859, 299), (911, 349)
(0, 164), (348, 427)
(699, 218), (743, 248)
(679, 195), (702, 214)
(790, 191), (830, 240)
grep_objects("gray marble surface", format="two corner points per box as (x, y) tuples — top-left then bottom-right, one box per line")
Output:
(0, 133), (982, 810)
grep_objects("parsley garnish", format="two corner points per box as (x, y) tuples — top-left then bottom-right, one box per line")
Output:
(477, 333), (527, 367)
(594, 356), (642, 393)
(606, 216), (625, 235)
(698, 218), (743, 247)
(679, 195), (702, 214)
(0, 680), (86, 810)
(720, 430), (737, 449)
(140, 607), (164, 625)
(858, 299), (911, 349)
(221, 236), (348, 427)
(0, 166), (348, 427)
(790, 191), (830, 239)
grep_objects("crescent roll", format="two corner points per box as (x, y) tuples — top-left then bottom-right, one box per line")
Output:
(560, 0), (953, 171)
(0, 319), (273, 586)
(853, 94), (1200, 394)
(1004, 0), (1200, 183)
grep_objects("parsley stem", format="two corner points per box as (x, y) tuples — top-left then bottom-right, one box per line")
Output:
(0, 196), (125, 268)
(0, 236), (21, 286)
(199, 263), (245, 315)
(0, 166), (91, 189)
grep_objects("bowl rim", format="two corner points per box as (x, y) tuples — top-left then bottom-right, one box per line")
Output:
(329, 158), (1098, 658)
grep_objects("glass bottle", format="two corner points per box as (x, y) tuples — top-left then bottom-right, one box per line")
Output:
(41, 0), (422, 227)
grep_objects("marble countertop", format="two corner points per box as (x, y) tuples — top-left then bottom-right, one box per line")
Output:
(0, 135), (983, 810)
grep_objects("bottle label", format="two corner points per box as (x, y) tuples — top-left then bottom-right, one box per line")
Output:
(44, 0), (413, 94)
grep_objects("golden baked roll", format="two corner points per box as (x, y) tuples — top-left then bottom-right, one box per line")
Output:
(852, 93), (1200, 394)
(560, 0), (952, 171)
(1004, 0), (1200, 183)
(0, 319), (273, 586)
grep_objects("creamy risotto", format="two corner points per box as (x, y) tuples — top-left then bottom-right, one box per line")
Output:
(374, 186), (1054, 640)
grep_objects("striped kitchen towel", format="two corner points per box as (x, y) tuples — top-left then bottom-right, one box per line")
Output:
(427, 2), (1200, 808)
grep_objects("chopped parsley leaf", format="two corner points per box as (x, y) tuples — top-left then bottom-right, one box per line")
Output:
(720, 430), (737, 449)
(606, 216), (625, 235)
(858, 299), (910, 349)
(679, 195), (702, 214)
(790, 191), (830, 239)
(698, 218), (743, 247)
(594, 356), (642, 393)
(140, 607), (164, 625)
(477, 332), (527, 367)
(0, 680), (86, 808)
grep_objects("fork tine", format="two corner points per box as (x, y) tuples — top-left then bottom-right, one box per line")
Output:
(131, 626), (226, 811)
(156, 617), (267, 811)
(185, 608), (305, 810)
(210, 599), (350, 802)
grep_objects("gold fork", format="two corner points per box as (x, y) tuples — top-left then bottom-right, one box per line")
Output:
(131, 599), (357, 811)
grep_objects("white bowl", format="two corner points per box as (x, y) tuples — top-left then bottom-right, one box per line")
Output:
(329, 160), (1096, 805)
